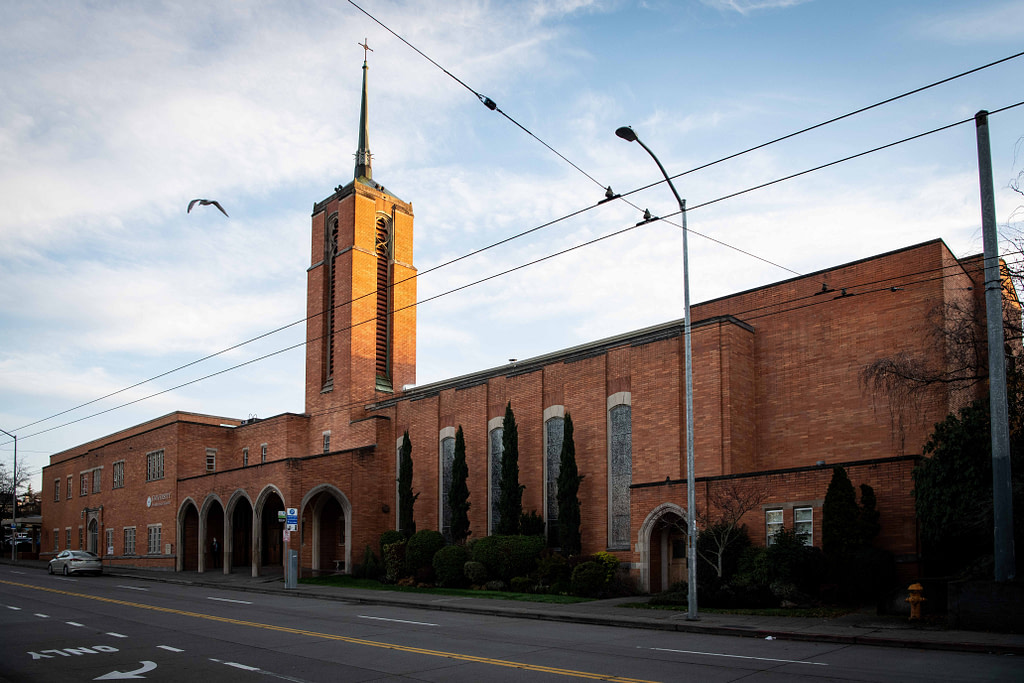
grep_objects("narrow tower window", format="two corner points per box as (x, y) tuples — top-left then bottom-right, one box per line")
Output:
(323, 216), (339, 389)
(374, 215), (392, 390)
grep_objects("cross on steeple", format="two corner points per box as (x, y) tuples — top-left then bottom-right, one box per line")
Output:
(359, 38), (373, 62)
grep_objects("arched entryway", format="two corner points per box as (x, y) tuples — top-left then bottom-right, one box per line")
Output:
(255, 486), (285, 576)
(637, 503), (690, 594)
(227, 492), (253, 575)
(203, 497), (224, 573)
(179, 500), (199, 571)
(300, 485), (352, 574)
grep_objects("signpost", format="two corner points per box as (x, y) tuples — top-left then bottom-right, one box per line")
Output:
(284, 508), (298, 589)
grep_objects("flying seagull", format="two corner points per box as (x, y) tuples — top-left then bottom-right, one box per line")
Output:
(187, 199), (229, 217)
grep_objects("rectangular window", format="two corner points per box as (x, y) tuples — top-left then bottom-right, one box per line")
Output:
(67, 475), (72, 499)
(147, 450), (164, 481)
(54, 479), (60, 502)
(261, 444), (267, 463)
(78, 527), (83, 549)
(113, 461), (125, 489)
(106, 528), (114, 555)
(80, 473), (88, 496)
(65, 528), (71, 549)
(124, 527), (136, 555)
(147, 525), (162, 555)
(92, 468), (101, 493)
(243, 447), (249, 467)
(794, 507), (813, 547)
(206, 448), (217, 472)
(766, 509), (784, 546)
(53, 529), (59, 552)
(323, 432), (331, 453)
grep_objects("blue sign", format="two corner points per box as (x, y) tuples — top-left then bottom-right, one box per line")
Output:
(286, 508), (298, 525)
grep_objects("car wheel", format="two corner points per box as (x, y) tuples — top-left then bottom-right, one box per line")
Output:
(62, 565), (68, 576)
(48, 564), (53, 575)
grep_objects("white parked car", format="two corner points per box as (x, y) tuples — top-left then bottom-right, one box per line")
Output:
(48, 550), (102, 576)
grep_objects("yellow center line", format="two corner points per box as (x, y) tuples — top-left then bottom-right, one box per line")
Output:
(1, 579), (658, 682)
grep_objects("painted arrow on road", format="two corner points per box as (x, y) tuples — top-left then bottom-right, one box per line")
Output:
(94, 661), (157, 680)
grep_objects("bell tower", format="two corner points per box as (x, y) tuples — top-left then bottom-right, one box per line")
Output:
(304, 52), (416, 447)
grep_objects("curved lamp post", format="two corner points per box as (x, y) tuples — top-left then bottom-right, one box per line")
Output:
(615, 126), (697, 620)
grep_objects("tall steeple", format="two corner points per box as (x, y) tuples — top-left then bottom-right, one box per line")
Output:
(354, 40), (373, 181)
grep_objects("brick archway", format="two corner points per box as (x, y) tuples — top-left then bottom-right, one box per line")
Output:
(637, 502), (689, 594)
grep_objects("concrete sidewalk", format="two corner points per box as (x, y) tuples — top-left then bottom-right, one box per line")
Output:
(6, 559), (1023, 655)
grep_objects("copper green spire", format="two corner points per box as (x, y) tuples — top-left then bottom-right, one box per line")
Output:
(354, 40), (373, 181)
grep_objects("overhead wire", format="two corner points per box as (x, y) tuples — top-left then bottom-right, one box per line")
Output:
(12, 28), (1024, 442)
(18, 104), (1024, 444)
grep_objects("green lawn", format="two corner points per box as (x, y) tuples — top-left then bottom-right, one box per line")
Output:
(299, 574), (590, 604)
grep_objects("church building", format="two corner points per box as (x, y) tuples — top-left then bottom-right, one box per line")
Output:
(40, 59), (993, 590)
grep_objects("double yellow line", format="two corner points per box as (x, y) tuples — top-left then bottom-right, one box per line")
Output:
(1, 579), (658, 682)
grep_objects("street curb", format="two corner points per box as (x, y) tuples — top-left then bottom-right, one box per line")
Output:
(100, 569), (1024, 656)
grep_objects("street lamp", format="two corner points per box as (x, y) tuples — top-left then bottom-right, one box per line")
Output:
(615, 126), (698, 620)
(0, 428), (16, 562)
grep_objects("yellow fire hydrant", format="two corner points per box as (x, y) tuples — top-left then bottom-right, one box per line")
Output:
(906, 583), (926, 621)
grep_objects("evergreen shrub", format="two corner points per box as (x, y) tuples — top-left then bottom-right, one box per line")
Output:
(433, 544), (470, 587)
(405, 529), (445, 576)
(570, 561), (607, 598)
(463, 560), (488, 584)
(382, 540), (406, 583)
(471, 535), (545, 581)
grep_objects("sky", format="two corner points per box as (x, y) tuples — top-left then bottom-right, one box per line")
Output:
(1, 0), (1023, 493)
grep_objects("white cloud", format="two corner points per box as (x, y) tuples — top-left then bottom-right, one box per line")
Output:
(914, 1), (1024, 44)
(699, 0), (815, 15)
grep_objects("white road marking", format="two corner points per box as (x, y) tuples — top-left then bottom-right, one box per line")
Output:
(54, 577), (77, 582)
(116, 585), (149, 591)
(10, 571), (25, 575)
(358, 615), (438, 627)
(6, 605), (21, 610)
(206, 597), (252, 604)
(34, 613), (49, 618)
(107, 633), (128, 638)
(646, 647), (828, 666)
(67, 621), (85, 627)
(223, 662), (260, 671)
(157, 645), (184, 652)
(94, 660), (157, 680)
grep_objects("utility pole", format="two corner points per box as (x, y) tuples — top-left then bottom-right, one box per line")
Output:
(975, 110), (1016, 582)
(0, 428), (16, 561)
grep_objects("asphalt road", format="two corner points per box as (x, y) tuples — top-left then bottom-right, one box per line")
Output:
(0, 566), (1020, 682)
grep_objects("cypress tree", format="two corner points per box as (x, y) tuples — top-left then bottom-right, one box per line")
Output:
(822, 465), (859, 559)
(397, 431), (418, 538)
(449, 426), (471, 545)
(858, 483), (881, 547)
(556, 412), (584, 556)
(496, 402), (523, 535)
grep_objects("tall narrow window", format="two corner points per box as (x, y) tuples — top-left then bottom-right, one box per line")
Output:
(54, 479), (60, 502)
(113, 461), (124, 489)
(794, 507), (814, 546)
(766, 509), (784, 545)
(65, 528), (71, 549)
(374, 215), (392, 390)
(105, 528), (114, 555)
(147, 525), (162, 554)
(66, 475), (72, 499)
(488, 426), (503, 534)
(261, 444), (267, 463)
(92, 469), (101, 493)
(440, 434), (455, 542)
(146, 450), (164, 481)
(609, 399), (632, 549)
(243, 447), (249, 467)
(53, 529), (59, 552)
(323, 432), (331, 454)
(80, 473), (88, 496)
(323, 215), (339, 388)
(124, 527), (136, 555)
(545, 415), (564, 547)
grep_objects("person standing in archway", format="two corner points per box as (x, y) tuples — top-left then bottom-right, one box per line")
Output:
(211, 537), (220, 568)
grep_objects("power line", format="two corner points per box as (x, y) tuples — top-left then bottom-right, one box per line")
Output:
(19, 108), (1020, 445)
